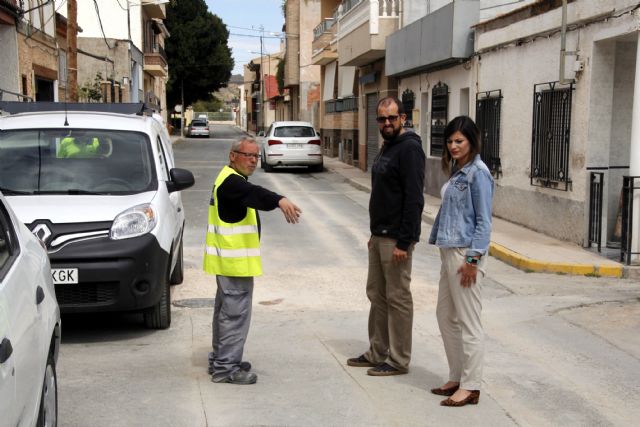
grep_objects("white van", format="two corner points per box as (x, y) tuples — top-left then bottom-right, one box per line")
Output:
(0, 102), (195, 329)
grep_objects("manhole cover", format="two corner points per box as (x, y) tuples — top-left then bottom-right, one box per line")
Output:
(173, 298), (215, 308)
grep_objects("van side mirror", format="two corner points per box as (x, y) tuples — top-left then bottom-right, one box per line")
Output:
(167, 168), (195, 193)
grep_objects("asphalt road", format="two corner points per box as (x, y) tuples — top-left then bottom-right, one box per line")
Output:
(57, 125), (640, 426)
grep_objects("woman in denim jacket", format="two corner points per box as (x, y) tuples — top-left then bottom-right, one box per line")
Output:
(428, 116), (494, 407)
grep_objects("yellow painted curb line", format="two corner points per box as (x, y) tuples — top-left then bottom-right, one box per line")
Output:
(489, 242), (623, 278)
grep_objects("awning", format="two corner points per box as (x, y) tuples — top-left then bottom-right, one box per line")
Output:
(323, 61), (337, 101)
(338, 66), (356, 98)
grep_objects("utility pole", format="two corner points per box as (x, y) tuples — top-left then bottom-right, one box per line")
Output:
(67, 0), (78, 101)
(260, 25), (264, 134)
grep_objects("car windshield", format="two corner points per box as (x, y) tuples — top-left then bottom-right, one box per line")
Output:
(0, 129), (156, 195)
(273, 126), (315, 138)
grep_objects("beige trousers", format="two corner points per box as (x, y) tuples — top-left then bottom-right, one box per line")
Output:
(364, 236), (414, 371)
(436, 247), (486, 390)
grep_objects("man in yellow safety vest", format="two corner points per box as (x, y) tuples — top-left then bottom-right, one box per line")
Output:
(204, 136), (301, 385)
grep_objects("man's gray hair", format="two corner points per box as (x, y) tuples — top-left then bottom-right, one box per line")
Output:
(231, 137), (257, 152)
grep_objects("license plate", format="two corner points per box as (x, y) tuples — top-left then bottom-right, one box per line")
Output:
(51, 268), (78, 284)
(288, 144), (303, 148)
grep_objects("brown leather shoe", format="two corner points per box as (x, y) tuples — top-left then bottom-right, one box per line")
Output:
(430, 385), (459, 396)
(346, 354), (376, 367)
(440, 390), (480, 407)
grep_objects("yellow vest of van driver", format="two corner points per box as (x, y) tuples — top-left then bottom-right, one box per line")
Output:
(203, 165), (262, 277)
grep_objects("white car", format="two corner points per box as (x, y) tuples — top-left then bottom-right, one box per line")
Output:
(260, 121), (323, 172)
(0, 191), (61, 426)
(0, 102), (195, 329)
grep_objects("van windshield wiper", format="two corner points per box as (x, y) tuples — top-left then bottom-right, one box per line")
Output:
(33, 189), (104, 195)
(0, 186), (33, 195)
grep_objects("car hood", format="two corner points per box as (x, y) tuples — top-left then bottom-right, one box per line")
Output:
(6, 192), (156, 223)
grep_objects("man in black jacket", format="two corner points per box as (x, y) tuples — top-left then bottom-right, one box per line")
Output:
(347, 96), (425, 376)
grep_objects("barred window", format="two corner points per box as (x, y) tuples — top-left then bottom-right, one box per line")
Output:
(430, 82), (448, 157)
(531, 82), (573, 191)
(475, 90), (502, 178)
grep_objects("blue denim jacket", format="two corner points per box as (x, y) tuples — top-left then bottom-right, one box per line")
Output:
(428, 154), (494, 256)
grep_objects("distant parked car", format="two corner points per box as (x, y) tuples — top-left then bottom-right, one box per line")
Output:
(0, 101), (195, 330)
(0, 190), (61, 427)
(187, 119), (210, 138)
(260, 121), (323, 172)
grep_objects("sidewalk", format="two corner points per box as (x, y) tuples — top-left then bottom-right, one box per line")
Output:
(324, 157), (637, 279)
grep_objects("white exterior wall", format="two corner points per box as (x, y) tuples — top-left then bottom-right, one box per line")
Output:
(299, 0), (321, 126)
(398, 64), (475, 194)
(475, 0), (640, 243)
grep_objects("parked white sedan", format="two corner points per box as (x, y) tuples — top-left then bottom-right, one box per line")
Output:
(0, 191), (61, 427)
(260, 121), (323, 172)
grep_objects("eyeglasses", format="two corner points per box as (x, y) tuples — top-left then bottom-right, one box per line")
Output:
(233, 150), (260, 159)
(376, 115), (400, 124)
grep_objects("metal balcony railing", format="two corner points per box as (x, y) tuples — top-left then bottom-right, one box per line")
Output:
(313, 18), (336, 40)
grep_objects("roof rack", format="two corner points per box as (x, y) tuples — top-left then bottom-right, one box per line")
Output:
(0, 102), (152, 116)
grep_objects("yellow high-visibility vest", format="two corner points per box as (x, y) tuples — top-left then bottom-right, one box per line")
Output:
(203, 165), (262, 277)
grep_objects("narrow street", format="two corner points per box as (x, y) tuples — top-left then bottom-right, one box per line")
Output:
(57, 125), (640, 427)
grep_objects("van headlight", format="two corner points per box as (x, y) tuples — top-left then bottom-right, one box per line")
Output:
(110, 204), (157, 240)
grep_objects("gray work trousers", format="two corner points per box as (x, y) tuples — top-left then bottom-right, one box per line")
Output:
(211, 275), (254, 380)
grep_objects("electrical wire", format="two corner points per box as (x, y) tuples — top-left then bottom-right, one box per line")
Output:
(93, 0), (114, 49)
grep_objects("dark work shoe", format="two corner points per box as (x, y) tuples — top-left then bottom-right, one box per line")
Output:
(347, 354), (377, 367)
(211, 370), (258, 385)
(367, 363), (408, 376)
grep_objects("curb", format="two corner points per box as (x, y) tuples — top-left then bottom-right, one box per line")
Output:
(331, 167), (626, 279)
(489, 242), (624, 278)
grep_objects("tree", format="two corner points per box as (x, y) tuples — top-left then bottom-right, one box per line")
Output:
(165, 0), (234, 108)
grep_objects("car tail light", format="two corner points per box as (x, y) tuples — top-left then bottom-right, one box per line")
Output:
(308, 139), (321, 145)
(268, 139), (283, 146)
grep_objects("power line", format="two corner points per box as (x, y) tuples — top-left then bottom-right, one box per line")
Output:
(93, 0), (114, 49)
(229, 32), (296, 39)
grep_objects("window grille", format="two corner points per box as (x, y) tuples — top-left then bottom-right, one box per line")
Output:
(475, 90), (502, 178)
(401, 88), (415, 114)
(531, 82), (573, 191)
(430, 82), (448, 157)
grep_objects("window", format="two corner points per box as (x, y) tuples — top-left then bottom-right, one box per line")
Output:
(274, 126), (315, 137)
(475, 90), (502, 178)
(0, 200), (19, 279)
(401, 88), (415, 114)
(430, 82), (448, 157)
(0, 129), (156, 194)
(531, 82), (573, 191)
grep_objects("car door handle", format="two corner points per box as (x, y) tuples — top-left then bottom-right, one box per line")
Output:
(36, 286), (45, 305)
(0, 338), (13, 364)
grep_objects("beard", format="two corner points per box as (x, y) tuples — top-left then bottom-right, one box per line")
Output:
(379, 124), (402, 141)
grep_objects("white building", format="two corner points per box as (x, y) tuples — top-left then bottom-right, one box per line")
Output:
(386, 0), (639, 259)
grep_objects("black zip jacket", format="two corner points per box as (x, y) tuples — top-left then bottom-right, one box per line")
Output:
(369, 130), (426, 250)
(213, 172), (283, 235)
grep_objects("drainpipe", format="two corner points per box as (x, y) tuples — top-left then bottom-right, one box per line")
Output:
(627, 31), (640, 260)
(559, 0), (575, 84)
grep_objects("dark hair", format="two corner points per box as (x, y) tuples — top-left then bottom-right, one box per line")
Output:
(441, 115), (481, 174)
(377, 96), (405, 115)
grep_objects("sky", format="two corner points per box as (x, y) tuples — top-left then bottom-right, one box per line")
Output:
(205, 0), (285, 76)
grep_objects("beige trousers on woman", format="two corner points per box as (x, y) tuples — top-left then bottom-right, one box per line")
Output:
(436, 247), (486, 390)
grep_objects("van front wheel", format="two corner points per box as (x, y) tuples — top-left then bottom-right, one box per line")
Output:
(144, 275), (171, 329)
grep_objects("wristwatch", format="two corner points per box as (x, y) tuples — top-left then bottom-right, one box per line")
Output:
(466, 256), (480, 265)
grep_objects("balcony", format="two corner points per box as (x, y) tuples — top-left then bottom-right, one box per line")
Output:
(337, 0), (399, 67)
(141, 0), (166, 19)
(0, 0), (18, 25)
(312, 18), (338, 65)
(144, 44), (168, 77)
(385, 0), (479, 77)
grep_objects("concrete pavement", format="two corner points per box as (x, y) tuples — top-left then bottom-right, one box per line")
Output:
(171, 132), (637, 279)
